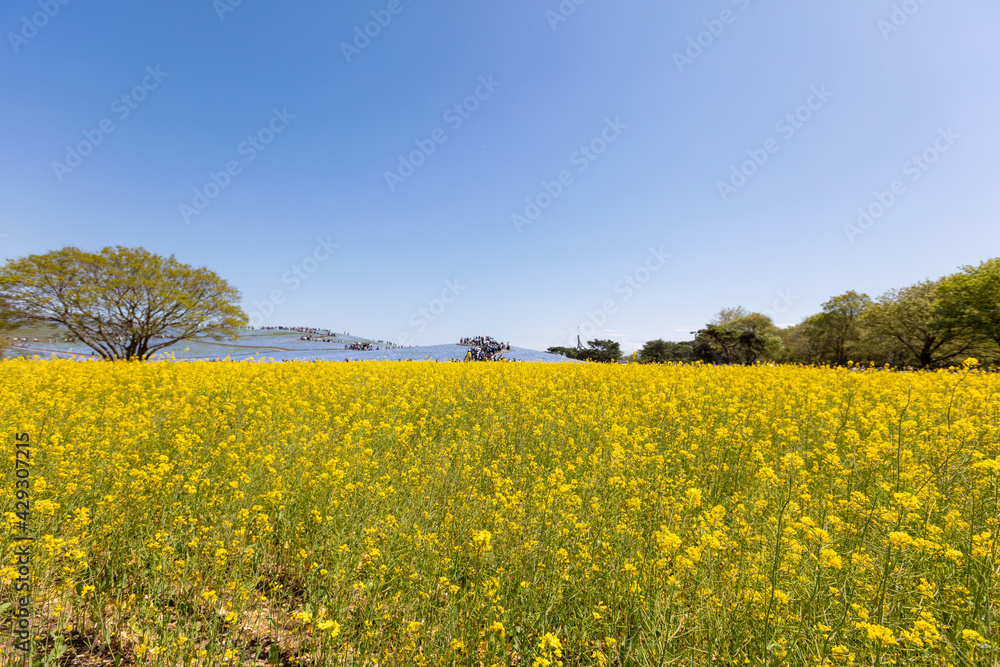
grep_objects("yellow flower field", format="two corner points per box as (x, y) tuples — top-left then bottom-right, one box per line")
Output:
(1, 359), (998, 665)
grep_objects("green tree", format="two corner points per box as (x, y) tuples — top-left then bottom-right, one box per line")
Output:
(0, 246), (247, 360)
(860, 279), (976, 368)
(692, 323), (740, 364)
(776, 322), (814, 363)
(547, 339), (622, 363)
(803, 291), (871, 364)
(584, 339), (622, 363)
(638, 339), (693, 364)
(935, 257), (1000, 354)
(693, 308), (746, 364)
(693, 309), (783, 364)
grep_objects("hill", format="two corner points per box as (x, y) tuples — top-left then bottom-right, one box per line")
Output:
(2, 327), (576, 363)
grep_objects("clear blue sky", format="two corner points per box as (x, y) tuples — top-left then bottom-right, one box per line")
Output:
(2, 1), (998, 351)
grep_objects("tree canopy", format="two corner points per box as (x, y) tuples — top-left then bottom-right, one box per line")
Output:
(637, 339), (693, 364)
(935, 257), (1000, 353)
(692, 309), (782, 364)
(598, 258), (1000, 369)
(859, 280), (977, 368)
(775, 264), (999, 368)
(547, 339), (622, 363)
(0, 246), (247, 360)
(802, 291), (871, 365)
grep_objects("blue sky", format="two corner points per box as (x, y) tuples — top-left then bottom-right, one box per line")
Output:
(2, 0), (999, 351)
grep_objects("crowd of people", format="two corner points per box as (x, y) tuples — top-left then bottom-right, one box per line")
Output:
(251, 326), (328, 334)
(250, 325), (352, 337)
(4, 336), (83, 350)
(299, 332), (337, 342)
(461, 336), (511, 362)
(346, 342), (379, 351)
(247, 326), (400, 350)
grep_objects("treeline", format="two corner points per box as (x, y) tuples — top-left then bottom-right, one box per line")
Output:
(547, 339), (622, 363)
(573, 257), (999, 368)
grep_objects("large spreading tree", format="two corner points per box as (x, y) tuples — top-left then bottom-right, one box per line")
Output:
(802, 291), (871, 365)
(860, 279), (977, 368)
(693, 308), (783, 364)
(935, 257), (1000, 354)
(547, 339), (623, 363)
(0, 246), (247, 360)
